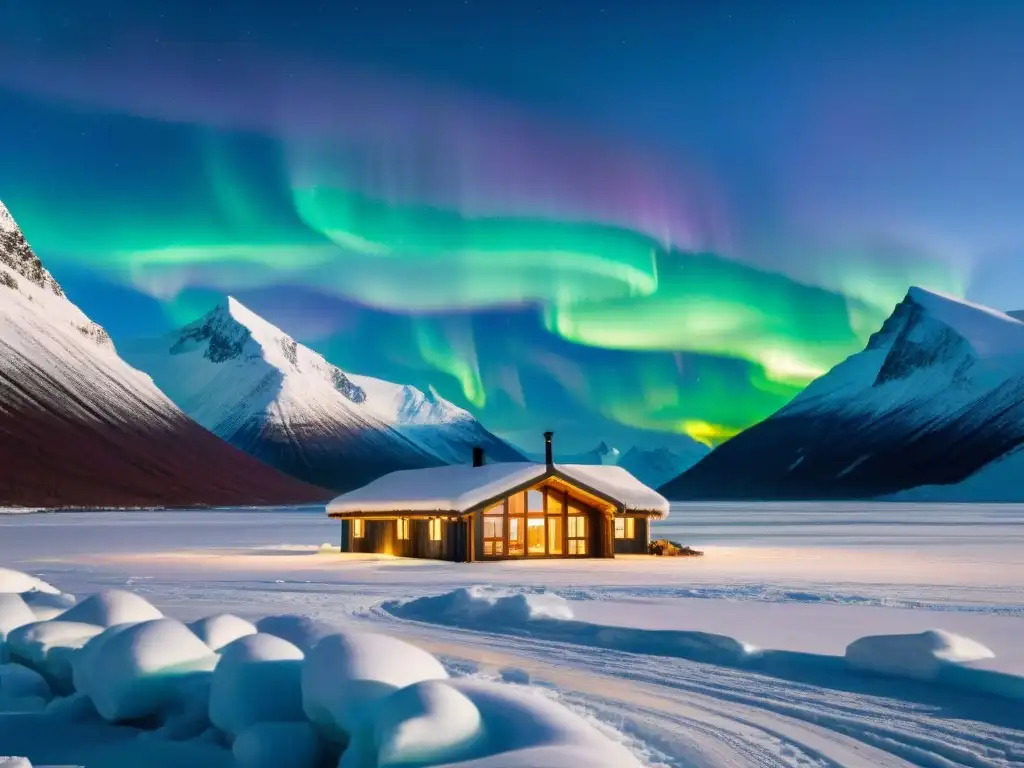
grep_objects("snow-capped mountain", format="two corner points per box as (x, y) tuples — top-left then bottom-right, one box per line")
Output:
(661, 287), (1024, 500)
(122, 298), (524, 491)
(619, 444), (706, 489)
(0, 201), (327, 508)
(529, 441), (620, 466)
(525, 440), (706, 488)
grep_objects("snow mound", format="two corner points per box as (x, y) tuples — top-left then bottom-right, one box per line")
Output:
(7, 621), (104, 693)
(0, 758), (31, 768)
(0, 595), (36, 662)
(75, 618), (217, 722)
(18, 591), (76, 622)
(256, 614), (346, 653)
(209, 634), (305, 739)
(302, 630), (448, 745)
(0, 663), (50, 701)
(396, 587), (574, 625)
(0, 569), (59, 596)
(369, 679), (484, 767)
(846, 629), (995, 682)
(0, 663), (51, 712)
(188, 614), (258, 651)
(424, 679), (643, 768)
(58, 589), (162, 628)
(233, 722), (326, 768)
(386, 589), (753, 665)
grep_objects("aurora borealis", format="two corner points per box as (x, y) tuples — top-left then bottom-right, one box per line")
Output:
(2, 0), (1016, 454)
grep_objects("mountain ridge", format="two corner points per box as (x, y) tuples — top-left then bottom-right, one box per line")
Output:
(660, 286), (1024, 500)
(0, 201), (328, 508)
(123, 296), (524, 491)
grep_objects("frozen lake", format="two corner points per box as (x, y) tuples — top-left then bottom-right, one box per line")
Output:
(3, 502), (1024, 767)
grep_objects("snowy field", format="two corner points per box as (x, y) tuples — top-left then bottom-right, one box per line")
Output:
(2, 502), (1024, 766)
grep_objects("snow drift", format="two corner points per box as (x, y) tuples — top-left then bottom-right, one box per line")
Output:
(209, 633), (305, 739)
(0, 566), (651, 768)
(387, 588), (752, 664)
(846, 629), (995, 682)
(188, 613), (258, 651)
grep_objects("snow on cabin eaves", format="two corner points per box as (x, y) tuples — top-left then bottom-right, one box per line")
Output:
(325, 462), (670, 517)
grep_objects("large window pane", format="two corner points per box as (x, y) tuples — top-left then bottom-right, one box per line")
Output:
(527, 517), (545, 554)
(548, 491), (565, 516)
(568, 515), (586, 538)
(483, 516), (504, 539)
(527, 489), (544, 514)
(547, 516), (563, 555)
(508, 492), (525, 517)
(508, 516), (525, 556)
(484, 502), (504, 515)
(615, 517), (635, 539)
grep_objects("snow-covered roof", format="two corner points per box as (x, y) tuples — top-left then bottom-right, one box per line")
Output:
(326, 462), (670, 518)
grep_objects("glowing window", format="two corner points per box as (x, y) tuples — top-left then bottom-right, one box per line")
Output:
(397, 518), (410, 540)
(527, 489), (544, 514)
(568, 514), (587, 556)
(352, 519), (365, 539)
(614, 518), (635, 539)
(429, 518), (443, 542)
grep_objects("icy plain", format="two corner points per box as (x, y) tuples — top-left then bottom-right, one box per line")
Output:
(2, 502), (1024, 767)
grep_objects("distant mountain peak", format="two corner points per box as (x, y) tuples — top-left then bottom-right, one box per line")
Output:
(662, 289), (1024, 501)
(900, 286), (1024, 358)
(0, 202), (323, 507)
(125, 299), (524, 489)
(0, 200), (65, 299)
(0, 199), (114, 349)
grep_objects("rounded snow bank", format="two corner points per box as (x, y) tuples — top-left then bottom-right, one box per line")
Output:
(209, 633), (305, 739)
(0, 758), (32, 768)
(0, 663), (51, 712)
(75, 618), (217, 722)
(189, 614), (258, 651)
(0, 568), (59, 596)
(387, 588), (752, 665)
(7, 621), (104, 692)
(233, 722), (325, 768)
(18, 591), (76, 622)
(391, 587), (574, 627)
(0, 595), (36, 662)
(59, 589), (162, 628)
(357, 678), (643, 768)
(302, 630), (448, 745)
(370, 680), (484, 767)
(846, 629), (995, 681)
(256, 614), (346, 653)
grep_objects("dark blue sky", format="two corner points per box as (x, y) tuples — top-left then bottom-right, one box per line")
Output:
(2, 0), (1022, 450)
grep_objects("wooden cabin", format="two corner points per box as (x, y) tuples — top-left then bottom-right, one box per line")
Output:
(326, 433), (670, 562)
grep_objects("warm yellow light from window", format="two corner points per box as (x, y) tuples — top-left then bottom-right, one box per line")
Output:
(397, 518), (410, 540)
(353, 519), (365, 539)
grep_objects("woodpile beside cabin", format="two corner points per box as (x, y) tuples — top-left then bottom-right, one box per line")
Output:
(326, 433), (670, 562)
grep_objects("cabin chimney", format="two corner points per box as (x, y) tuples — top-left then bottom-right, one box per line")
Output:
(472, 446), (485, 467)
(543, 431), (554, 468)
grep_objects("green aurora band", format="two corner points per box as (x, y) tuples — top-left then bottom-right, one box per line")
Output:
(7, 174), (964, 446)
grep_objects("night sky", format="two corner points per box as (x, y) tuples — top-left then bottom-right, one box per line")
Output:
(1, 0), (1019, 452)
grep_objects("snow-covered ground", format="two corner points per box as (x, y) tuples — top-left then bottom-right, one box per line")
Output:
(2, 502), (1024, 767)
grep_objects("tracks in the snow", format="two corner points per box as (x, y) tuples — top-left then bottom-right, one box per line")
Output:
(365, 606), (1024, 768)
